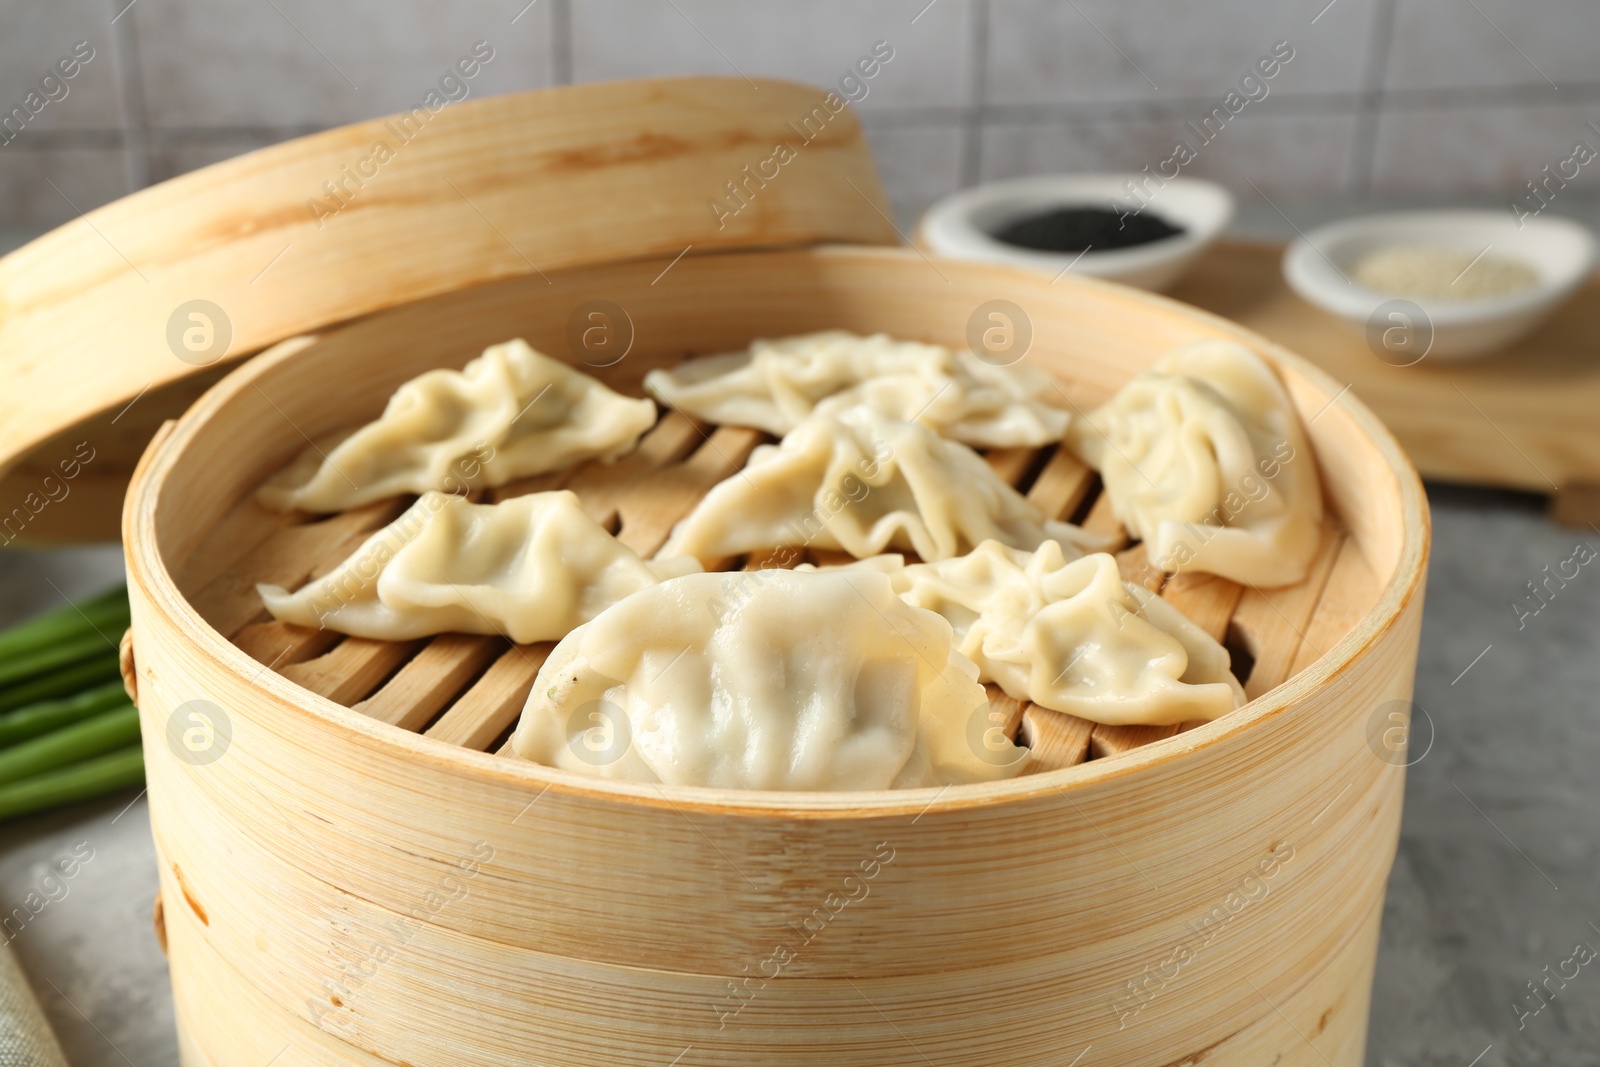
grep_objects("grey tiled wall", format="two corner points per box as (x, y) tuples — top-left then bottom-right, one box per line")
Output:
(2, 0), (1597, 232)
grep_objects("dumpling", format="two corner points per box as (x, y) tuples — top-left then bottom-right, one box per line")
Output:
(509, 569), (1024, 790)
(258, 339), (657, 513)
(643, 330), (1070, 447)
(257, 490), (699, 643)
(809, 542), (1244, 726)
(1066, 340), (1323, 587)
(659, 405), (1095, 564)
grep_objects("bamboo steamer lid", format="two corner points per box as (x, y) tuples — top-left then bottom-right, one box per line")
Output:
(0, 76), (898, 543)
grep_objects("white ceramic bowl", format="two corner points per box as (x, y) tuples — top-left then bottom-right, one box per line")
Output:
(1283, 210), (1596, 362)
(917, 174), (1235, 292)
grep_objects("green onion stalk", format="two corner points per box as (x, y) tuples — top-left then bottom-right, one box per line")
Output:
(0, 586), (147, 821)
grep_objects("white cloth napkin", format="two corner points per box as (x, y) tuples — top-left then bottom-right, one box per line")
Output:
(0, 946), (68, 1067)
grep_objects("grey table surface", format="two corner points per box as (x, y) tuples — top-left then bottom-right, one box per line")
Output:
(3, 204), (1600, 1066)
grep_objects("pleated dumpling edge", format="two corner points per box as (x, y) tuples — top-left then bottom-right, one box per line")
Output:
(257, 490), (700, 644)
(509, 569), (1025, 791)
(806, 541), (1246, 727)
(643, 329), (1071, 448)
(659, 404), (1100, 564)
(257, 339), (658, 514)
(1067, 339), (1323, 588)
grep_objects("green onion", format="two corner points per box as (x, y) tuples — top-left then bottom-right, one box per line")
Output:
(0, 632), (117, 688)
(0, 586), (128, 663)
(0, 588), (146, 821)
(0, 704), (140, 786)
(0, 745), (144, 823)
(0, 682), (132, 747)
(0, 654), (121, 715)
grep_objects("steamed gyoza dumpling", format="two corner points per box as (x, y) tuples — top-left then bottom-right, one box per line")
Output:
(258, 339), (657, 513)
(509, 569), (1024, 790)
(814, 542), (1244, 726)
(644, 330), (1070, 447)
(659, 405), (1095, 563)
(258, 490), (699, 643)
(1067, 340), (1323, 587)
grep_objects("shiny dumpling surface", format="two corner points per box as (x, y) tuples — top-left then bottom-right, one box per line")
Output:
(659, 405), (1094, 564)
(812, 542), (1245, 726)
(509, 569), (1023, 790)
(257, 490), (699, 644)
(1067, 340), (1323, 587)
(643, 330), (1070, 448)
(258, 339), (657, 513)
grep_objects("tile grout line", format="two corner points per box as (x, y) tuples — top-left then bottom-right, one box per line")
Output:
(550, 0), (573, 85)
(959, 0), (991, 188)
(15, 80), (1600, 160)
(107, 0), (153, 191)
(1347, 0), (1398, 196)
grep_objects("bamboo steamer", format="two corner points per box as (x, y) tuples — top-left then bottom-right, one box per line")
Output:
(63, 76), (1421, 1065)
(125, 246), (1427, 1065)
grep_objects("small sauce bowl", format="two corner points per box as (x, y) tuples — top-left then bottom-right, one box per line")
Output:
(1283, 210), (1596, 361)
(917, 174), (1235, 292)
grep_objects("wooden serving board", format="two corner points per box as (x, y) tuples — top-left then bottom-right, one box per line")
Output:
(1172, 239), (1600, 516)
(182, 407), (1372, 775)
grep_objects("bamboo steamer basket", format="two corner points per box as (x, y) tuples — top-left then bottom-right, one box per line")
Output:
(9, 76), (1426, 1065)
